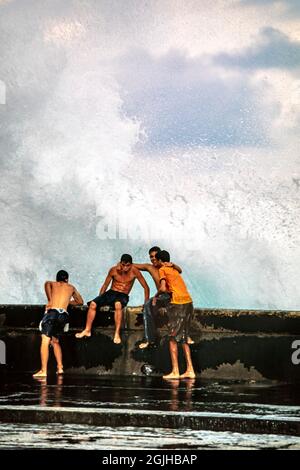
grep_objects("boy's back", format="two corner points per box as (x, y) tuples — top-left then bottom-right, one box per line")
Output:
(45, 281), (82, 311)
(159, 266), (192, 304)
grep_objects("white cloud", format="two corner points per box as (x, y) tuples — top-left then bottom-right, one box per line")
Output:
(44, 20), (86, 44)
(251, 69), (300, 133)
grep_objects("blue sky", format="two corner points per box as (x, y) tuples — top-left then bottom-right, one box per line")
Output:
(216, 26), (300, 69)
(115, 47), (271, 149)
(0, 0), (299, 308)
(240, 0), (300, 16)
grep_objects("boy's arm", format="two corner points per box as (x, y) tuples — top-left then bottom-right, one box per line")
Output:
(172, 263), (182, 274)
(157, 267), (167, 294)
(133, 263), (152, 272)
(44, 281), (52, 301)
(69, 287), (84, 306)
(159, 279), (167, 293)
(164, 262), (182, 274)
(44, 281), (53, 310)
(99, 268), (114, 295)
(135, 269), (150, 302)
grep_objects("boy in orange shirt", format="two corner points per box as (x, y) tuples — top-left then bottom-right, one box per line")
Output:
(155, 250), (195, 380)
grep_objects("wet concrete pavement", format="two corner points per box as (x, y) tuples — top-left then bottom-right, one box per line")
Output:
(0, 374), (299, 413)
(0, 374), (299, 449)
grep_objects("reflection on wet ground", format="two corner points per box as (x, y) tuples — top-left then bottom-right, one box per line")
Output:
(0, 374), (299, 449)
(0, 374), (299, 415)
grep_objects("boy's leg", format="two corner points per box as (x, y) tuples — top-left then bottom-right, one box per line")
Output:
(139, 298), (157, 349)
(163, 338), (180, 380)
(75, 301), (97, 338)
(33, 334), (51, 377)
(113, 301), (123, 344)
(180, 343), (196, 379)
(140, 293), (171, 349)
(51, 337), (63, 374)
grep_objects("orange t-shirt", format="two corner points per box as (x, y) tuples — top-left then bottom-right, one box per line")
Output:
(159, 266), (192, 304)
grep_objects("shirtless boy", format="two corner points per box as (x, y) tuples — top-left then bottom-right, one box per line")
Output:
(76, 254), (150, 344)
(33, 270), (84, 378)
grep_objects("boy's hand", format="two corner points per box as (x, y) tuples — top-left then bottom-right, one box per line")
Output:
(164, 262), (173, 268)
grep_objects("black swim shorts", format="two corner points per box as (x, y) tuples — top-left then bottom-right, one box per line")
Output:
(40, 308), (69, 339)
(88, 289), (129, 309)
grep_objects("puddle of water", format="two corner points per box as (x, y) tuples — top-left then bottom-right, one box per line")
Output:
(0, 375), (299, 417)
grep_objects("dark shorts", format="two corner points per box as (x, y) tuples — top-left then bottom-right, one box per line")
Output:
(156, 292), (171, 308)
(40, 308), (69, 339)
(167, 302), (193, 343)
(89, 289), (129, 310)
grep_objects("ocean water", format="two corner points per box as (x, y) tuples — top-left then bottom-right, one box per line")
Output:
(0, 423), (299, 450)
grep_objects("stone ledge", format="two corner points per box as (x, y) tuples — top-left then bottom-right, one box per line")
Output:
(1, 329), (299, 381)
(1, 304), (299, 334)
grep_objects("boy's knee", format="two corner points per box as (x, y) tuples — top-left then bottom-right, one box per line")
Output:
(114, 301), (122, 311)
(42, 334), (51, 343)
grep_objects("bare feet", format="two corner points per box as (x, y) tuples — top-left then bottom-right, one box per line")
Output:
(33, 370), (47, 378)
(113, 335), (121, 344)
(179, 371), (196, 379)
(139, 341), (149, 349)
(75, 330), (91, 339)
(187, 337), (194, 344)
(163, 372), (180, 380)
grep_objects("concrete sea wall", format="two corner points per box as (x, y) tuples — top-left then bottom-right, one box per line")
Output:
(0, 304), (299, 382)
